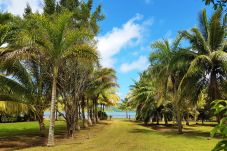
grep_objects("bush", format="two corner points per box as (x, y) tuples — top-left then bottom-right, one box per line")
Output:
(98, 111), (108, 120)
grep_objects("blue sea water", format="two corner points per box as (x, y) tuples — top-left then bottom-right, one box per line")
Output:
(44, 111), (136, 119)
(106, 112), (136, 119)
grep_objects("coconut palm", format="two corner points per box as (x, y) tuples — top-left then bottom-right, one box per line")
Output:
(149, 35), (195, 133)
(87, 68), (118, 123)
(128, 72), (157, 124)
(180, 9), (227, 111)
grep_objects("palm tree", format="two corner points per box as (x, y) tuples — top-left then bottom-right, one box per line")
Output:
(87, 68), (118, 124)
(149, 34), (196, 133)
(4, 12), (97, 146)
(203, 0), (226, 10)
(0, 58), (52, 136)
(180, 9), (227, 118)
(128, 72), (157, 124)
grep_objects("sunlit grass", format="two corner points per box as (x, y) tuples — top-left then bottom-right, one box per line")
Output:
(0, 119), (218, 151)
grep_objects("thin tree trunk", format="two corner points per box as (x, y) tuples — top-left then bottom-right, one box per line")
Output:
(176, 109), (183, 134)
(185, 112), (189, 126)
(75, 97), (80, 131)
(94, 99), (99, 123)
(47, 66), (58, 146)
(37, 111), (45, 137)
(87, 100), (92, 126)
(164, 115), (168, 125)
(92, 100), (96, 124)
(55, 103), (58, 121)
(81, 97), (88, 128)
(156, 112), (159, 125)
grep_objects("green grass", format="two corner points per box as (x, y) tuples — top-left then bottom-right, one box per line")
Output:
(0, 119), (219, 151)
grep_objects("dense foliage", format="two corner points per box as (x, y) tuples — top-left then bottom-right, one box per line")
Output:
(128, 8), (227, 150)
(0, 0), (119, 146)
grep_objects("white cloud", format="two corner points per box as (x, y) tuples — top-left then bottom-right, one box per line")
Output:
(120, 56), (149, 73)
(97, 14), (153, 68)
(0, 0), (43, 16)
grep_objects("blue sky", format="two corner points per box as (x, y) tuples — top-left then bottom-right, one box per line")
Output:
(0, 0), (213, 99)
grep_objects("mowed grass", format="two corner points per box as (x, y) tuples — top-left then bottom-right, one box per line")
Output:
(0, 119), (219, 151)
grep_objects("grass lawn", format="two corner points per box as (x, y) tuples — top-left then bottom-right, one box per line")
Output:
(0, 119), (219, 151)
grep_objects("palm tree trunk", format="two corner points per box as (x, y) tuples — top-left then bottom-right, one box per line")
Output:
(95, 99), (98, 122)
(81, 97), (88, 128)
(185, 112), (189, 126)
(47, 66), (58, 146)
(37, 111), (45, 137)
(209, 71), (221, 123)
(87, 100), (92, 126)
(92, 99), (97, 124)
(75, 97), (80, 131)
(156, 112), (160, 125)
(55, 103), (58, 121)
(164, 114), (168, 125)
(176, 109), (183, 134)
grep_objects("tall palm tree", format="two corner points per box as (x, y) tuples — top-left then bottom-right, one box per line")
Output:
(149, 35), (193, 133)
(4, 12), (97, 146)
(180, 9), (227, 112)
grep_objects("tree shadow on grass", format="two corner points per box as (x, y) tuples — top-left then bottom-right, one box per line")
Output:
(128, 121), (218, 140)
(0, 123), (66, 151)
(0, 120), (110, 151)
(129, 128), (152, 134)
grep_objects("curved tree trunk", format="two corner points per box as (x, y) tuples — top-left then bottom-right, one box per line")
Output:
(47, 66), (58, 146)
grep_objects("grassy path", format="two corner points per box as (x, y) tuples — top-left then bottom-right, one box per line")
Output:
(22, 119), (218, 151)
